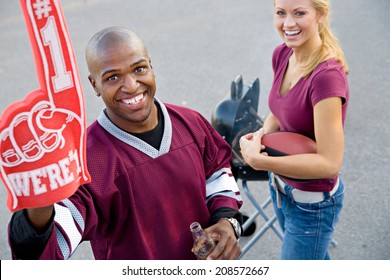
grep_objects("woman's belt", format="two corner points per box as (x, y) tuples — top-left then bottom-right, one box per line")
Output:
(271, 173), (340, 206)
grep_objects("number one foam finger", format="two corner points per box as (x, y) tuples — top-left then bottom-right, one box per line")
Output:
(0, 0), (91, 212)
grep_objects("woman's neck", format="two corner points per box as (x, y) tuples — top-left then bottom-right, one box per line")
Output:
(291, 35), (322, 65)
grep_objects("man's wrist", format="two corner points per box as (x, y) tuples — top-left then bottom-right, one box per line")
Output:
(219, 217), (242, 240)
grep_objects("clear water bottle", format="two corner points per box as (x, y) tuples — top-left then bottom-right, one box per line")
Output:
(190, 222), (215, 259)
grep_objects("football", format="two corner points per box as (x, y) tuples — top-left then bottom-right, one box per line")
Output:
(261, 131), (316, 156)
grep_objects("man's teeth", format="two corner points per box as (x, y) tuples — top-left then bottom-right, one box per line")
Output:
(123, 94), (143, 105)
(285, 30), (300, 36)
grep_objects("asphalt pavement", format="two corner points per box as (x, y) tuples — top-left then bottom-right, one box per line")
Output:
(0, 0), (389, 260)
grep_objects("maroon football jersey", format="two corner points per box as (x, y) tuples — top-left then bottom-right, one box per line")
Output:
(36, 99), (242, 259)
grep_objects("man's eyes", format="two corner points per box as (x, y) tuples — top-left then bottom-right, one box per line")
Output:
(135, 66), (147, 74)
(105, 66), (148, 81)
(108, 75), (118, 81)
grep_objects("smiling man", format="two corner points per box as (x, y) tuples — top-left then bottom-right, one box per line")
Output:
(86, 29), (158, 134)
(8, 27), (244, 260)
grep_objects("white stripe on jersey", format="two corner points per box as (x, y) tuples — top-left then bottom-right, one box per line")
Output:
(55, 227), (70, 259)
(206, 167), (240, 198)
(61, 198), (85, 232)
(54, 203), (82, 259)
(206, 190), (242, 204)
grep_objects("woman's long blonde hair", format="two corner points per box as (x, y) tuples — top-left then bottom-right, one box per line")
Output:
(303, 0), (350, 76)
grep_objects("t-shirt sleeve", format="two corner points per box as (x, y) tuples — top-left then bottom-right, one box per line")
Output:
(310, 66), (349, 107)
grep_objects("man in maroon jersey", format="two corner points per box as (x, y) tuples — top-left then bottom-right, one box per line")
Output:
(8, 27), (243, 260)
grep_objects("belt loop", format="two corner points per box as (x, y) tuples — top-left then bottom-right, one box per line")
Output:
(324, 191), (331, 201)
(271, 173), (282, 208)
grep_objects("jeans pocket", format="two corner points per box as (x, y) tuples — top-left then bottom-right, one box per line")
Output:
(283, 201), (320, 236)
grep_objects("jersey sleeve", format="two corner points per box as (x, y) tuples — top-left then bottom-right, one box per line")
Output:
(195, 113), (243, 215)
(9, 184), (98, 260)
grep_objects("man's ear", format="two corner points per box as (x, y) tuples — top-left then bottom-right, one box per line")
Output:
(88, 75), (100, 96)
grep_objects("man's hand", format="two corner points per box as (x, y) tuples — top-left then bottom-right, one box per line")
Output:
(204, 219), (242, 260)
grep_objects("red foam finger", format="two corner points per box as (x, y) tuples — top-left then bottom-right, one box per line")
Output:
(21, 0), (83, 112)
(0, 132), (22, 166)
(12, 115), (43, 160)
(0, 1), (91, 212)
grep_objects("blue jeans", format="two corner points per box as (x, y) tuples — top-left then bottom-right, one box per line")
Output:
(269, 173), (344, 260)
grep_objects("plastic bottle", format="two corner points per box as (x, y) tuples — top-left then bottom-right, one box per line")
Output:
(190, 222), (215, 259)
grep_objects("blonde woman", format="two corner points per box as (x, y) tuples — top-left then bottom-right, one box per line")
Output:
(240, 0), (349, 259)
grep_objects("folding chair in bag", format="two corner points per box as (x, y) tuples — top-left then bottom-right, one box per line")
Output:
(211, 75), (283, 258)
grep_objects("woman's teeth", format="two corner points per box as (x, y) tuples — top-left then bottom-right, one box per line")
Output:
(285, 30), (300, 36)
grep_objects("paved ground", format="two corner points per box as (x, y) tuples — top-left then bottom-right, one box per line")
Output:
(0, 0), (389, 260)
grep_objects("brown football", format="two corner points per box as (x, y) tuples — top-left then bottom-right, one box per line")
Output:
(261, 131), (317, 156)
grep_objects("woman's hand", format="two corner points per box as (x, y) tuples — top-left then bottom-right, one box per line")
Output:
(239, 128), (267, 168)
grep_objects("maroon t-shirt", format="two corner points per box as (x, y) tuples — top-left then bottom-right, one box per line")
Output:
(268, 44), (349, 192)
